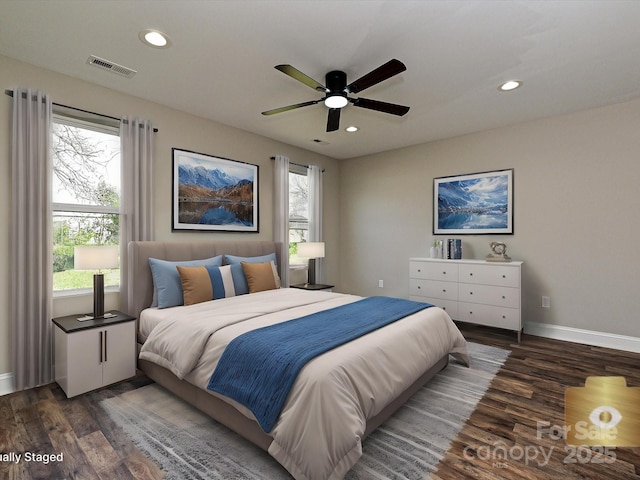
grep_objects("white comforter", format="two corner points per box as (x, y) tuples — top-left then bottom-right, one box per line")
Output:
(139, 288), (468, 480)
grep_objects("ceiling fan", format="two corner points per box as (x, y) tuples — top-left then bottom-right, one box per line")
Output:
(261, 59), (410, 132)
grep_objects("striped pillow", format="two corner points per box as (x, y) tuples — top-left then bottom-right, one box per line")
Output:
(177, 264), (242, 306)
(206, 265), (237, 299)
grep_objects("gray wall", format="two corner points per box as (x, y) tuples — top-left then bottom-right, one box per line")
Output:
(338, 96), (640, 338)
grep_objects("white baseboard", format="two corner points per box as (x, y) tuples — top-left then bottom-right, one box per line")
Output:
(0, 372), (14, 396)
(525, 322), (640, 353)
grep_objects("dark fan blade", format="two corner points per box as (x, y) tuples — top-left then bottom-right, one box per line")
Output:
(326, 108), (341, 132)
(275, 65), (326, 92)
(262, 99), (321, 116)
(346, 59), (406, 94)
(350, 97), (410, 116)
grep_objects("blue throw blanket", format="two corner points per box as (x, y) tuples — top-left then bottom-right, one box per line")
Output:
(207, 296), (433, 432)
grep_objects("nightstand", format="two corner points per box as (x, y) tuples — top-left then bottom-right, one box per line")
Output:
(290, 283), (334, 292)
(53, 310), (136, 397)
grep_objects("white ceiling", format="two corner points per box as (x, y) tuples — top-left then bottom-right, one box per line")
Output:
(2, 1), (640, 159)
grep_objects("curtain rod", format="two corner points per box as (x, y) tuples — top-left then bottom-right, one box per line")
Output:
(270, 156), (325, 172)
(4, 89), (158, 133)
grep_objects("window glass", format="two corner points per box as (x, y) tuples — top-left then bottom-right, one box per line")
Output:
(289, 168), (309, 266)
(51, 116), (120, 291)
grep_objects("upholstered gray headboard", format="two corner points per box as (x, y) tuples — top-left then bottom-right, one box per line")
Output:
(127, 240), (282, 321)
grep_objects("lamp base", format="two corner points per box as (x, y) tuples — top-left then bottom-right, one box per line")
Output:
(93, 273), (105, 319)
(306, 258), (317, 286)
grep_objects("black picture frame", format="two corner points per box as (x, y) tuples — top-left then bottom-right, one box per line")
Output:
(172, 148), (259, 232)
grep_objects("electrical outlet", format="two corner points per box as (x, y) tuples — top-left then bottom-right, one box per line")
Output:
(378, 280), (384, 288)
(542, 296), (551, 308)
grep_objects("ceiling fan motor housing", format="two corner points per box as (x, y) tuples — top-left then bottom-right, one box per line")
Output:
(325, 70), (347, 97)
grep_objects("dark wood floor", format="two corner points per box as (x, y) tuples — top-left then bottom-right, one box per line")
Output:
(1, 324), (639, 479)
(435, 323), (640, 480)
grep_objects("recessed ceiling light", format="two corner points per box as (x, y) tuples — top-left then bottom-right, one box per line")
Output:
(499, 80), (522, 92)
(345, 126), (359, 132)
(139, 29), (172, 49)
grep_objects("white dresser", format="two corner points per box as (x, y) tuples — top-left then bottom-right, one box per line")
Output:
(409, 258), (523, 341)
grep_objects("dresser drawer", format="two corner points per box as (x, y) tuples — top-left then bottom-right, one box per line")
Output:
(409, 278), (458, 301)
(410, 261), (458, 282)
(458, 264), (520, 288)
(410, 296), (458, 318)
(458, 284), (519, 308)
(457, 302), (520, 330)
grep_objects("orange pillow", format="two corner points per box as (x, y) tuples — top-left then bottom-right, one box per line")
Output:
(176, 265), (213, 305)
(241, 261), (281, 293)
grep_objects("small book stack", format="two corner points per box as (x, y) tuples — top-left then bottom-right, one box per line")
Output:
(447, 239), (462, 259)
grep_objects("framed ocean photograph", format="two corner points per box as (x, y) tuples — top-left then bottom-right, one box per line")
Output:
(172, 148), (258, 232)
(433, 169), (513, 235)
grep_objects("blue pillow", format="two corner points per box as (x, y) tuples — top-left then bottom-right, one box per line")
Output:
(225, 252), (277, 267)
(149, 255), (223, 309)
(229, 263), (249, 295)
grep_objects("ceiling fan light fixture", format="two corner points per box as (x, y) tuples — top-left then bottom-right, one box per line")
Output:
(499, 80), (522, 92)
(345, 125), (359, 132)
(324, 95), (348, 109)
(139, 29), (172, 48)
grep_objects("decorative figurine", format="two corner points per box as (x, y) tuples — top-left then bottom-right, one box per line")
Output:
(486, 241), (512, 262)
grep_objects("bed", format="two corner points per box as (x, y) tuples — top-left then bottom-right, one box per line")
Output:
(128, 240), (469, 480)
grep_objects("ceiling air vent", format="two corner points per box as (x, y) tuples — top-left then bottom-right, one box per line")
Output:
(87, 55), (137, 78)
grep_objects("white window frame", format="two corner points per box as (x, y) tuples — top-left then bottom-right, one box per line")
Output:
(51, 113), (121, 297)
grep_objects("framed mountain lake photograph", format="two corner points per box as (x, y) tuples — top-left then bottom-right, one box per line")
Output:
(172, 148), (259, 232)
(433, 168), (513, 235)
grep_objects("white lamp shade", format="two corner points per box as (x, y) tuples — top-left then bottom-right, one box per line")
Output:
(74, 245), (119, 270)
(297, 242), (325, 259)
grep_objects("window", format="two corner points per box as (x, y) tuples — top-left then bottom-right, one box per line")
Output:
(51, 114), (120, 292)
(288, 164), (309, 266)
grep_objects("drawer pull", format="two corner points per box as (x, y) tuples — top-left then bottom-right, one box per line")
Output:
(470, 291), (473, 295)
(417, 269), (421, 273)
(502, 315), (506, 319)
(417, 285), (421, 289)
(469, 273), (473, 276)
(469, 311), (473, 315)
(442, 271), (446, 275)
(502, 295), (506, 299)
(502, 275), (506, 278)
(442, 289), (446, 293)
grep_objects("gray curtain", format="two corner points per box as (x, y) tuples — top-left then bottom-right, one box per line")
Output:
(11, 88), (53, 391)
(119, 117), (155, 314)
(273, 154), (290, 287)
(308, 165), (324, 282)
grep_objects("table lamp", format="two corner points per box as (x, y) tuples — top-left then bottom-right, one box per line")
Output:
(297, 242), (325, 286)
(74, 245), (119, 319)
